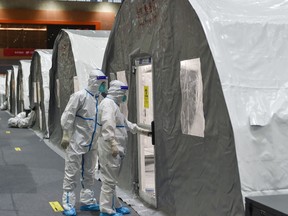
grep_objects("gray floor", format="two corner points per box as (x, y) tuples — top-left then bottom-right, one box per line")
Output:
(0, 110), (139, 216)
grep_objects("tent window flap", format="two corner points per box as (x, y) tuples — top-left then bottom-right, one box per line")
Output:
(180, 58), (205, 137)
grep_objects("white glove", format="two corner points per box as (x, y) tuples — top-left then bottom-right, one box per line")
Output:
(110, 139), (119, 157)
(136, 125), (151, 136)
(61, 130), (70, 149)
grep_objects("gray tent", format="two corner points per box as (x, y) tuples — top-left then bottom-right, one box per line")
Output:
(29, 50), (52, 138)
(49, 29), (110, 146)
(101, 0), (244, 216)
(17, 60), (31, 113)
(0, 74), (6, 106)
(9, 65), (19, 115)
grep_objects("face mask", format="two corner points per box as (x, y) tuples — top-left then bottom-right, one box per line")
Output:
(99, 82), (107, 93)
(122, 95), (127, 103)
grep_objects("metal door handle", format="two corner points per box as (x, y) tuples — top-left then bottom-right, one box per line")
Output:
(151, 121), (155, 145)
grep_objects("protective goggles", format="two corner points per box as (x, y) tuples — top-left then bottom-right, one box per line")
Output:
(120, 86), (128, 90)
(97, 76), (108, 80)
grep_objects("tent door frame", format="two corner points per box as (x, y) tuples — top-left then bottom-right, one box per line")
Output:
(133, 56), (157, 207)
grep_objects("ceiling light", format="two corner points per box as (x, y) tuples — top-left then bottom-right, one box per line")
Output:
(0, 27), (47, 31)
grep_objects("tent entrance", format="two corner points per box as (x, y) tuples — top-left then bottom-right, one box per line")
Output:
(135, 57), (157, 207)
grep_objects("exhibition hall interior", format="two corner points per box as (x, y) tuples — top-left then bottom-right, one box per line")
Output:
(1, 0), (288, 216)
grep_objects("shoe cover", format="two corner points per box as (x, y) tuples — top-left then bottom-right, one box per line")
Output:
(100, 212), (123, 216)
(62, 207), (77, 216)
(116, 207), (131, 214)
(80, 203), (100, 211)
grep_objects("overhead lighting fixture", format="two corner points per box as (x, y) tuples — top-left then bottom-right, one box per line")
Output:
(0, 27), (47, 31)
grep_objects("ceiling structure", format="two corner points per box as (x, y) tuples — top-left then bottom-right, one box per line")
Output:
(0, 0), (121, 74)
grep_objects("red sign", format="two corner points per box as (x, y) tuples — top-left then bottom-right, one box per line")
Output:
(3, 48), (35, 56)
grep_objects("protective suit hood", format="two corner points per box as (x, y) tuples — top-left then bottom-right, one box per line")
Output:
(107, 80), (128, 104)
(86, 69), (107, 95)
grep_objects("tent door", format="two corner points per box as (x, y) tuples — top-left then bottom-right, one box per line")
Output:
(135, 58), (157, 207)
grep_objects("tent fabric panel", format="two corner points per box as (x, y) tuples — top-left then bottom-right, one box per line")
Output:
(6, 70), (12, 111)
(189, 0), (288, 198)
(0, 75), (6, 106)
(9, 68), (16, 115)
(30, 49), (52, 137)
(20, 60), (32, 111)
(66, 30), (110, 90)
(49, 31), (74, 146)
(12, 65), (19, 115)
(30, 52), (42, 131)
(38, 49), (53, 137)
(0, 75), (6, 95)
(102, 0), (244, 215)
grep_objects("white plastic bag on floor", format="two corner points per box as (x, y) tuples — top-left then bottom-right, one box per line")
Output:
(18, 111), (36, 128)
(8, 112), (26, 128)
(8, 118), (19, 127)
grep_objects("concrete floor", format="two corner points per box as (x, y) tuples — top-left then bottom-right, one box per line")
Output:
(0, 110), (139, 216)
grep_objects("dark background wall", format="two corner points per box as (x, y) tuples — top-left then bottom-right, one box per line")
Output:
(0, 0), (120, 73)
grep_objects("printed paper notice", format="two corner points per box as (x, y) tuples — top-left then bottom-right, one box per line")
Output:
(144, 86), (149, 108)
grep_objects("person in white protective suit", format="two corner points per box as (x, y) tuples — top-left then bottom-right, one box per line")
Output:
(97, 80), (150, 216)
(60, 69), (108, 216)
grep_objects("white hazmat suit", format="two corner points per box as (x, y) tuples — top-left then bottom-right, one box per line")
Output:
(61, 69), (107, 216)
(97, 80), (149, 216)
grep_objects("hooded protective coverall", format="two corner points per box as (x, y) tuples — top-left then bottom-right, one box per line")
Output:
(61, 69), (107, 216)
(97, 80), (149, 216)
